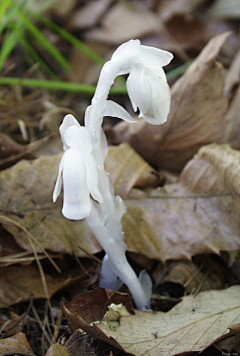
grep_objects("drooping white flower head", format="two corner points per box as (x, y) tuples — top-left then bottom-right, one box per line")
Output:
(53, 114), (102, 220)
(109, 39), (173, 125)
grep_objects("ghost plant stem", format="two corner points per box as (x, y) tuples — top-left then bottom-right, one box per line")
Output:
(53, 39), (173, 310)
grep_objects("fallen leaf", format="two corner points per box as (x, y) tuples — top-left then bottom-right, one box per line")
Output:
(152, 259), (225, 294)
(0, 309), (27, 337)
(63, 288), (134, 328)
(123, 144), (240, 262)
(68, 0), (113, 30)
(0, 264), (71, 308)
(105, 143), (160, 198)
(158, 0), (207, 21)
(65, 330), (130, 356)
(225, 49), (240, 94)
(0, 332), (35, 355)
(111, 32), (230, 172)
(85, 2), (161, 44)
(45, 342), (71, 356)
(96, 285), (240, 355)
(225, 86), (240, 149)
(214, 323), (240, 354)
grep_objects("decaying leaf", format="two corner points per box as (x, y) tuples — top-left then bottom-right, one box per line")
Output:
(0, 309), (27, 337)
(0, 332), (35, 356)
(152, 259), (225, 294)
(96, 285), (240, 355)
(225, 87), (240, 149)
(63, 288), (134, 329)
(85, 2), (161, 44)
(68, 0), (113, 30)
(0, 264), (71, 308)
(105, 143), (160, 198)
(123, 144), (240, 261)
(111, 32), (230, 172)
(45, 342), (71, 356)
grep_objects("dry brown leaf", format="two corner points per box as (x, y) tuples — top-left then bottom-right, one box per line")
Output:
(111, 32), (230, 173)
(225, 86), (240, 149)
(158, 0), (207, 21)
(64, 288), (134, 328)
(0, 264), (71, 308)
(0, 332), (35, 355)
(0, 309), (27, 337)
(45, 343), (71, 356)
(214, 323), (240, 354)
(123, 144), (240, 262)
(61, 286), (240, 355)
(69, 42), (109, 84)
(105, 143), (159, 198)
(225, 49), (240, 94)
(68, 0), (113, 30)
(152, 259), (225, 294)
(96, 286), (240, 355)
(85, 2), (161, 44)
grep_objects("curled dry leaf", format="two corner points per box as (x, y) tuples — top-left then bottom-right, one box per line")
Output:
(96, 286), (240, 356)
(0, 332), (35, 356)
(111, 32), (230, 172)
(123, 144), (240, 262)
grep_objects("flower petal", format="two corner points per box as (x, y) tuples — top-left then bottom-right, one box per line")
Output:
(140, 68), (171, 125)
(111, 39), (140, 64)
(62, 149), (91, 220)
(138, 45), (173, 68)
(53, 154), (64, 202)
(64, 125), (92, 152)
(126, 64), (152, 114)
(104, 100), (136, 123)
(83, 152), (103, 203)
(60, 114), (80, 150)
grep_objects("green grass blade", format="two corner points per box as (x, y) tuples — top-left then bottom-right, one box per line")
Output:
(0, 0), (12, 20)
(0, 29), (21, 72)
(0, 77), (127, 95)
(0, 0), (26, 35)
(17, 11), (70, 73)
(19, 37), (59, 79)
(39, 17), (105, 65)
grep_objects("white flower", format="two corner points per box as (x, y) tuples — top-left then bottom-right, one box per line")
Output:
(110, 39), (173, 125)
(53, 114), (102, 220)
